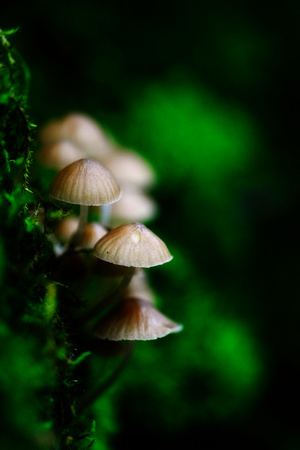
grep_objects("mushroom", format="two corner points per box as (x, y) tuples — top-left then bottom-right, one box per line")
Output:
(54, 216), (80, 245)
(39, 112), (114, 159)
(123, 269), (155, 304)
(92, 221), (172, 297)
(101, 148), (156, 189)
(37, 140), (85, 170)
(110, 187), (157, 226)
(77, 222), (173, 327)
(92, 222), (172, 268)
(79, 222), (108, 249)
(94, 297), (183, 340)
(49, 158), (121, 246)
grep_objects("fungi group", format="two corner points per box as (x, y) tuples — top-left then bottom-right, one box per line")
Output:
(38, 112), (182, 348)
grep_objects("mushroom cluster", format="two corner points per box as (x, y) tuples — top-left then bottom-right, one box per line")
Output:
(38, 112), (182, 349)
(38, 112), (158, 226)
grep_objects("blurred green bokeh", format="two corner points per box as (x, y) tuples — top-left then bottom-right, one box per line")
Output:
(1, 2), (300, 449)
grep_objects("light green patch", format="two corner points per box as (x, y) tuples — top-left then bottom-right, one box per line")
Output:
(93, 392), (118, 450)
(0, 238), (5, 287)
(70, 351), (92, 366)
(124, 82), (259, 192)
(205, 319), (262, 392)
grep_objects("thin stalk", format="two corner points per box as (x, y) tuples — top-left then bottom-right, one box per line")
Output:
(72, 266), (136, 332)
(100, 204), (111, 227)
(76, 341), (135, 414)
(69, 204), (89, 248)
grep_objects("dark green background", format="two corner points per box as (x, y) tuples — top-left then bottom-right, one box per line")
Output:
(1, 2), (300, 449)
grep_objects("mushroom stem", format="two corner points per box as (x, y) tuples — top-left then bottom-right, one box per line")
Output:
(76, 341), (135, 413)
(69, 204), (89, 248)
(97, 266), (136, 314)
(100, 204), (111, 227)
(99, 266), (136, 312)
(72, 266), (136, 331)
(117, 266), (136, 293)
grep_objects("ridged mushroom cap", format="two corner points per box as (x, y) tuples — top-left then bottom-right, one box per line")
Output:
(94, 297), (183, 340)
(92, 222), (173, 268)
(49, 158), (121, 206)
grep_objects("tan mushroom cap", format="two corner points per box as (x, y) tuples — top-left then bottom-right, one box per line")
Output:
(101, 149), (156, 188)
(110, 187), (157, 225)
(49, 158), (121, 206)
(92, 222), (173, 268)
(123, 269), (155, 303)
(94, 297), (183, 340)
(79, 222), (108, 249)
(39, 113), (113, 158)
(37, 140), (85, 170)
(55, 218), (108, 248)
(54, 216), (79, 244)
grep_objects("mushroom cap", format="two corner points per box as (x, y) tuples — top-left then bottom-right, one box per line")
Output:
(110, 187), (157, 225)
(39, 113), (113, 158)
(101, 149), (156, 188)
(92, 222), (173, 268)
(123, 269), (155, 303)
(94, 297), (183, 340)
(79, 222), (108, 249)
(54, 218), (107, 248)
(49, 158), (121, 206)
(54, 216), (79, 244)
(37, 140), (85, 170)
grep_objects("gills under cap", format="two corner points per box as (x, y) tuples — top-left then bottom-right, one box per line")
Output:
(49, 158), (121, 206)
(92, 222), (172, 268)
(94, 297), (183, 341)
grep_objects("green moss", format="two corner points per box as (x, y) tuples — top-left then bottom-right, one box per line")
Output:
(0, 29), (104, 449)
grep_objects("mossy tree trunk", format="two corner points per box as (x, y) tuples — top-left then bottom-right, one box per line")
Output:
(0, 29), (103, 450)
